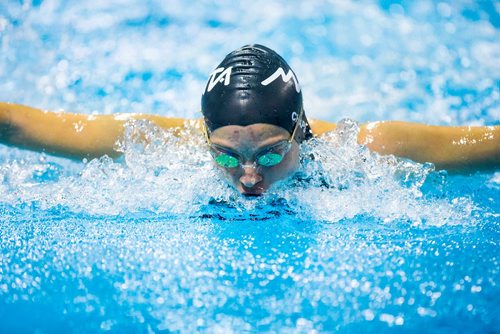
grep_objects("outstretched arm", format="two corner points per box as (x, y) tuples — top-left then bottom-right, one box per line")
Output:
(2, 104), (498, 171)
(0, 102), (192, 160)
(310, 119), (500, 172)
(359, 121), (499, 172)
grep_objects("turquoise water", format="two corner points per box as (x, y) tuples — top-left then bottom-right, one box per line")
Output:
(0, 1), (499, 333)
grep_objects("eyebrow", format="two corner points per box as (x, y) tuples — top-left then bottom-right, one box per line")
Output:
(211, 138), (288, 157)
(210, 143), (242, 157)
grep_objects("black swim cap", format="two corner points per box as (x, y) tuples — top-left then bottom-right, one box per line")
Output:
(201, 44), (312, 142)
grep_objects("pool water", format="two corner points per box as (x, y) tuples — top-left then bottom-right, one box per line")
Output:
(0, 1), (499, 333)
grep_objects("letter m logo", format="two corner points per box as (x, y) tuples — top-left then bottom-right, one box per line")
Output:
(261, 67), (301, 93)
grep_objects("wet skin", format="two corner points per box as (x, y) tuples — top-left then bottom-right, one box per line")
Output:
(209, 124), (300, 196)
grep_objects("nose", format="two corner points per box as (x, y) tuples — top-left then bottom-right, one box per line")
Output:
(239, 166), (263, 188)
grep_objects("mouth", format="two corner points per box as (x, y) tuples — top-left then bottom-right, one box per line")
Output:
(240, 184), (265, 196)
(242, 192), (262, 197)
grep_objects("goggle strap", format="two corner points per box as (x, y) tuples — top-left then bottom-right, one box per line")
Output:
(202, 121), (211, 144)
(289, 108), (304, 144)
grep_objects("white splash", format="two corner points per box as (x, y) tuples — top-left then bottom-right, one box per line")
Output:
(0, 120), (476, 226)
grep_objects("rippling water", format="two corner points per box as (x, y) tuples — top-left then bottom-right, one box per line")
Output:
(0, 0), (499, 332)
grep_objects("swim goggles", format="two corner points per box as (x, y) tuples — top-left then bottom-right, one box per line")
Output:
(203, 108), (303, 169)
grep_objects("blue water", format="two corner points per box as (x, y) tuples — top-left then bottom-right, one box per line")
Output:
(0, 1), (499, 333)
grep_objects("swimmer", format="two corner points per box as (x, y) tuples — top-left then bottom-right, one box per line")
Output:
(0, 44), (499, 195)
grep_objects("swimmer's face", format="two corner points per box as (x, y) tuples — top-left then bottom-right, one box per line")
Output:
(209, 124), (300, 196)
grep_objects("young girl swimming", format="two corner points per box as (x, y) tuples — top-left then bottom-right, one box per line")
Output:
(0, 45), (498, 195)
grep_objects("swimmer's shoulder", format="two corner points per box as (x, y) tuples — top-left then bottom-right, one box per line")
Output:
(309, 119), (337, 136)
(128, 114), (200, 131)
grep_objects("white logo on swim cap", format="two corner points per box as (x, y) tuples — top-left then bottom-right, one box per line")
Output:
(291, 111), (307, 131)
(261, 67), (301, 93)
(206, 67), (232, 93)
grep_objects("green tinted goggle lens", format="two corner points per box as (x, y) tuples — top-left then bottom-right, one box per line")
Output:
(214, 154), (239, 168)
(214, 152), (284, 168)
(257, 153), (283, 167)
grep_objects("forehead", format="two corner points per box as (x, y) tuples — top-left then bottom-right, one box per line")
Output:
(210, 123), (289, 143)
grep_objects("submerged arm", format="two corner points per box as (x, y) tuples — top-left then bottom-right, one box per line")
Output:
(0, 102), (192, 160)
(310, 119), (499, 172)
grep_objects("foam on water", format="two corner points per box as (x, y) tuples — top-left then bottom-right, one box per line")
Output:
(0, 120), (478, 226)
